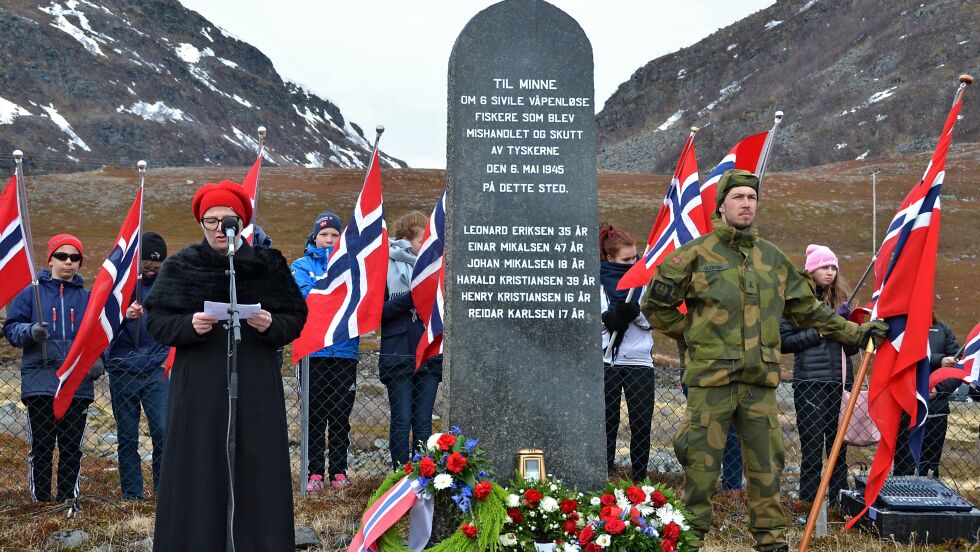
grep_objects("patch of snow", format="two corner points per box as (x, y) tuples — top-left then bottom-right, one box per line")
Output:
(868, 86), (898, 104)
(656, 109), (685, 132)
(0, 96), (34, 124)
(676, 68), (687, 79)
(66, 154), (80, 162)
(764, 20), (782, 29)
(856, 150), (870, 160)
(836, 143), (847, 150)
(798, 0), (819, 13)
(304, 152), (325, 168)
(79, 0), (112, 15)
(39, 104), (90, 151)
(38, 0), (115, 57)
(117, 101), (190, 123)
(733, 54), (738, 58)
(899, 34), (907, 40)
(218, 57), (238, 69)
(221, 134), (246, 150)
(232, 94), (254, 108)
(125, 85), (136, 96)
(957, 39), (968, 45)
(175, 43), (202, 63)
(200, 27), (214, 43)
(697, 76), (748, 118)
(726, 43), (737, 51)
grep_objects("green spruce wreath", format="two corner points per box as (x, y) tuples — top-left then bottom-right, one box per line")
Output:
(366, 472), (507, 552)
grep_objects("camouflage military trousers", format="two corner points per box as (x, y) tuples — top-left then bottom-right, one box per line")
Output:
(673, 383), (787, 551)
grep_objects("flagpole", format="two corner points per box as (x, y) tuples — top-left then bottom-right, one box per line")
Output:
(846, 251), (877, 305)
(798, 340), (876, 552)
(13, 150), (46, 363)
(755, 110), (783, 192)
(604, 127), (698, 365)
(252, 126), (266, 226)
(798, 72), (973, 552)
(133, 160), (146, 347)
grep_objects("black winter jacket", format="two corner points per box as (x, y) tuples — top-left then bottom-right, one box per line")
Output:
(928, 322), (960, 415)
(781, 316), (859, 386)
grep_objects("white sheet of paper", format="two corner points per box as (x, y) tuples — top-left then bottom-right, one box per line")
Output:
(203, 301), (262, 321)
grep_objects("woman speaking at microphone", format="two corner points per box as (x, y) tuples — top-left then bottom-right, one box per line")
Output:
(144, 181), (307, 551)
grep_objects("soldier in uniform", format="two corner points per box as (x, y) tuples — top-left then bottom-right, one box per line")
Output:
(641, 169), (887, 551)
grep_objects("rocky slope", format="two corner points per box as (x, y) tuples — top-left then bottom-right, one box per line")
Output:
(0, 0), (405, 173)
(598, 0), (980, 172)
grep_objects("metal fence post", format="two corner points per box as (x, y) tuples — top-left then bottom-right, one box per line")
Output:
(298, 355), (310, 496)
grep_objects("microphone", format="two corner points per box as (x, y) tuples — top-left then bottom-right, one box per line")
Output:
(221, 217), (241, 255)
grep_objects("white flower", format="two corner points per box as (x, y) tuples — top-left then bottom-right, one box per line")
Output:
(550, 484), (559, 492)
(635, 503), (654, 516)
(507, 494), (521, 508)
(433, 474), (453, 490)
(613, 488), (631, 510)
(505, 516), (513, 524)
(540, 496), (559, 513)
(528, 510), (537, 517)
(426, 433), (444, 451)
(655, 504), (677, 526)
(590, 497), (601, 506)
(576, 517), (586, 528)
(595, 534), (611, 548)
(499, 533), (518, 547)
(641, 485), (656, 498)
(562, 543), (580, 552)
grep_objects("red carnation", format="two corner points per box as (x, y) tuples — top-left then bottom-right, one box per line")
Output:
(461, 523), (478, 539)
(446, 452), (468, 473)
(600, 493), (616, 506)
(570, 512), (579, 521)
(662, 522), (681, 541)
(604, 519), (626, 535)
(563, 520), (577, 533)
(507, 508), (525, 523)
(585, 543), (601, 552)
(524, 489), (543, 506)
(404, 461), (413, 475)
(661, 540), (675, 552)
(437, 433), (457, 451)
(626, 486), (646, 504)
(560, 499), (579, 514)
(599, 506), (614, 521)
(578, 525), (594, 544)
(419, 456), (436, 477)
(650, 490), (667, 508)
(473, 481), (492, 500)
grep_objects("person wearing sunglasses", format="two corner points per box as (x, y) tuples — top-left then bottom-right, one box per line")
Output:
(3, 233), (104, 503)
(143, 181), (307, 551)
(104, 231), (171, 501)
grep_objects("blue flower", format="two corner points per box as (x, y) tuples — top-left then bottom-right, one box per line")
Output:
(464, 438), (479, 452)
(450, 425), (462, 435)
(412, 453), (423, 462)
(478, 470), (489, 479)
(451, 492), (471, 513)
(417, 476), (430, 488)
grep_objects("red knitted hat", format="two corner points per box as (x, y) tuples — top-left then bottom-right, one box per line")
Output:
(191, 181), (253, 225)
(47, 233), (84, 264)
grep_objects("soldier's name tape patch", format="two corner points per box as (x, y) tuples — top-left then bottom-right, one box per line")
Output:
(651, 279), (676, 303)
(698, 264), (731, 272)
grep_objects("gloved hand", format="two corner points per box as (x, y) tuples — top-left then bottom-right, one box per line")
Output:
(615, 301), (641, 323)
(86, 358), (105, 381)
(30, 322), (49, 344)
(859, 320), (889, 349)
(836, 301), (852, 319)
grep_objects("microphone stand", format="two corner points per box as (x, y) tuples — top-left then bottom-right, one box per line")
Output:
(223, 224), (241, 552)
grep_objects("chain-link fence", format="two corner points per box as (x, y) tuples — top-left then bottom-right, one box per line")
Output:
(1, 351), (978, 506)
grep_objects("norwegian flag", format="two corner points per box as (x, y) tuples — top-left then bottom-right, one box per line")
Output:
(240, 155), (262, 245)
(54, 188), (143, 419)
(617, 131), (767, 290)
(292, 148), (387, 361)
(929, 321), (980, 390)
(411, 192), (446, 368)
(0, 175), (35, 309)
(348, 476), (419, 552)
(846, 86), (964, 528)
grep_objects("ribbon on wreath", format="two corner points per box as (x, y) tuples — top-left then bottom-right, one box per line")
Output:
(349, 476), (434, 552)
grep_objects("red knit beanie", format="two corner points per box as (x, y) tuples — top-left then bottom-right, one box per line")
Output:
(47, 233), (84, 265)
(191, 181), (253, 225)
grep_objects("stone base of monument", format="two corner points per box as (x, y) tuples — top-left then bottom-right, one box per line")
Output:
(430, 492), (465, 544)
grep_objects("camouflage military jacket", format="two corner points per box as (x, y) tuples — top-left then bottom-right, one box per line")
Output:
(641, 218), (852, 388)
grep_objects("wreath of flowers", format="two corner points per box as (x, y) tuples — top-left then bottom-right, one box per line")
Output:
(368, 427), (508, 552)
(498, 476), (585, 552)
(577, 481), (695, 552)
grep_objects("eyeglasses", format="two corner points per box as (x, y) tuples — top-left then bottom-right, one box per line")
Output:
(51, 252), (82, 263)
(201, 216), (241, 231)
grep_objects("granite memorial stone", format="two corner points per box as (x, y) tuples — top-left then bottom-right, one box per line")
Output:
(445, 0), (605, 489)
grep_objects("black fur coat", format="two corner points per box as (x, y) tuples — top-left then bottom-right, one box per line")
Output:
(144, 240), (306, 551)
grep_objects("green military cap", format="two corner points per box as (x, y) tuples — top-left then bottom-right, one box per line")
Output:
(715, 169), (760, 213)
